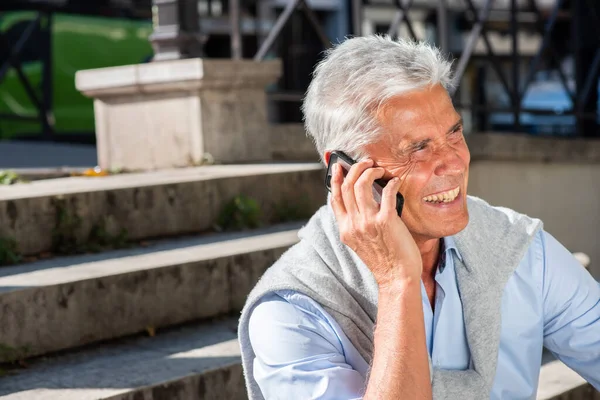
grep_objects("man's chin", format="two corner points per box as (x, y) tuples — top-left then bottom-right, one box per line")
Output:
(446, 211), (469, 236)
(403, 208), (469, 240)
(418, 208), (469, 239)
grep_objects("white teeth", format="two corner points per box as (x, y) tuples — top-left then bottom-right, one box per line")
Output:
(423, 187), (460, 203)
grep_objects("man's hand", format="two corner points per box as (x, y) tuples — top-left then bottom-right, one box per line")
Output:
(330, 157), (432, 399)
(330, 158), (422, 287)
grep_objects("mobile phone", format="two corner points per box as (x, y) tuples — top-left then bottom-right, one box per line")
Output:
(325, 151), (404, 217)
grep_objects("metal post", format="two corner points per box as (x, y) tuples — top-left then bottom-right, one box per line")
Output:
(0, 16), (40, 82)
(388, 10), (404, 38)
(578, 50), (600, 109)
(352, 0), (363, 36)
(388, 0), (415, 40)
(464, 0), (513, 102)
(450, 0), (494, 92)
(299, 0), (332, 49)
(150, 0), (204, 61)
(436, 0), (448, 53)
(520, 0), (563, 101)
(40, 12), (53, 139)
(526, 0), (575, 105)
(510, 0), (520, 130)
(230, 0), (242, 59)
(573, 0), (600, 137)
(256, 0), (272, 48)
(254, 0), (300, 61)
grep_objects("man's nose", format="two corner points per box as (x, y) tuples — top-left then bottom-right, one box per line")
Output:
(434, 147), (465, 176)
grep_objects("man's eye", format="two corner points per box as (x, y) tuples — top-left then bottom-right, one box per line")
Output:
(452, 126), (463, 134)
(449, 128), (463, 139)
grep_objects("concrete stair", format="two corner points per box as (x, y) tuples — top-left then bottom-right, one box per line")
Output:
(0, 163), (325, 400)
(537, 360), (599, 400)
(0, 163), (325, 399)
(0, 163), (593, 399)
(0, 317), (244, 400)
(0, 163), (324, 256)
(0, 224), (302, 362)
(0, 317), (593, 400)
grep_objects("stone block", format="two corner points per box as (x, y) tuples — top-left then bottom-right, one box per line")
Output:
(0, 228), (297, 360)
(0, 163), (324, 256)
(270, 123), (320, 162)
(537, 360), (598, 400)
(110, 364), (246, 400)
(76, 59), (282, 169)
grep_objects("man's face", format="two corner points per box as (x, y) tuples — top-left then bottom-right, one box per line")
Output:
(364, 84), (470, 241)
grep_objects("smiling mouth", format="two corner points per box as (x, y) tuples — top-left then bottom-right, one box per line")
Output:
(422, 187), (460, 203)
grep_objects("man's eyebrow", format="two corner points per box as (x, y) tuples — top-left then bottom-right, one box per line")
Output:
(407, 138), (432, 151)
(447, 118), (464, 134)
(403, 118), (464, 152)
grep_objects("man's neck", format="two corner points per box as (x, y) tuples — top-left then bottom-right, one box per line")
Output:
(415, 237), (442, 282)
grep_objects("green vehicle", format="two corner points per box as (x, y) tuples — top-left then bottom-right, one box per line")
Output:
(0, 11), (153, 140)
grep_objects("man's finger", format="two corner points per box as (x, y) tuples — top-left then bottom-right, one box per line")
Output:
(330, 163), (347, 217)
(341, 159), (373, 215)
(380, 176), (402, 217)
(355, 167), (385, 214)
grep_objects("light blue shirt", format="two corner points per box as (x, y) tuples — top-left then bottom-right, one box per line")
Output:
(248, 230), (600, 399)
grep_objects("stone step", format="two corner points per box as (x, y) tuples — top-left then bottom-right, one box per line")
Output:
(0, 317), (245, 400)
(0, 163), (324, 257)
(0, 322), (590, 400)
(537, 360), (598, 400)
(0, 224), (302, 361)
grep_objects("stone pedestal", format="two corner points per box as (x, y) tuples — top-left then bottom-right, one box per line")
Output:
(76, 58), (281, 170)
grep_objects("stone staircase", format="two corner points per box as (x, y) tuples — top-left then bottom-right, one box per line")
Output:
(0, 164), (324, 399)
(0, 163), (595, 399)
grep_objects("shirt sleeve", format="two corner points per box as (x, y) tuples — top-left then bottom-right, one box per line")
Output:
(541, 231), (600, 389)
(248, 291), (365, 400)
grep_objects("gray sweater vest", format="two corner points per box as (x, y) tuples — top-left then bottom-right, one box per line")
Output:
(239, 196), (542, 399)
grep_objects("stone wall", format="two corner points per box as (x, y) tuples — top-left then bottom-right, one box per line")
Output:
(467, 133), (600, 279)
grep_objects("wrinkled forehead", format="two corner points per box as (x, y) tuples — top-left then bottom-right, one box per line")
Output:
(375, 86), (460, 141)
(377, 85), (454, 120)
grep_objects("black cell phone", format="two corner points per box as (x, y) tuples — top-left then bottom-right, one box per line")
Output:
(325, 151), (404, 217)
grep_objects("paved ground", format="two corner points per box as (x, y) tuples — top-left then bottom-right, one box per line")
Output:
(0, 141), (97, 169)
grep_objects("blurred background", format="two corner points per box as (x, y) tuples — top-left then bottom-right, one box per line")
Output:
(0, 0), (598, 141)
(0, 0), (598, 399)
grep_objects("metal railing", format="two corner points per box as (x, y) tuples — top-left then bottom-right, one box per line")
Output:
(1, 0), (598, 138)
(167, 0), (595, 135)
(255, 0), (596, 136)
(0, 11), (54, 139)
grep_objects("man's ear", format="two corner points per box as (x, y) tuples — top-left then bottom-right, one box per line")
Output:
(324, 151), (332, 166)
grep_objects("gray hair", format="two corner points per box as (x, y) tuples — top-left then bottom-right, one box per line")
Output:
(302, 35), (454, 161)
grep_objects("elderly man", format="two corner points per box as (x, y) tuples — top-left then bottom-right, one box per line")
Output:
(238, 36), (600, 399)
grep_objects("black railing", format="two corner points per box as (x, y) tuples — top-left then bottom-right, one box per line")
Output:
(250, 0), (599, 136)
(155, 0), (594, 135)
(1, 0), (598, 139)
(253, 0), (332, 61)
(0, 11), (54, 139)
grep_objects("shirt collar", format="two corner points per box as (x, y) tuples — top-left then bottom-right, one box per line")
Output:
(438, 236), (462, 273)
